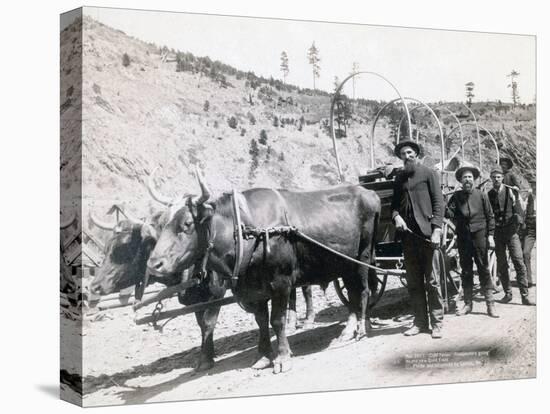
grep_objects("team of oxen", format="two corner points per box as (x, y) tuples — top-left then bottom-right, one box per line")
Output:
(90, 169), (381, 373)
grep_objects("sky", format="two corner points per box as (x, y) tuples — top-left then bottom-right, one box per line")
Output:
(67, 6), (535, 104)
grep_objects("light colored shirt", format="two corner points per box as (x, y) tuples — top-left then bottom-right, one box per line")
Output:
(497, 184), (515, 216)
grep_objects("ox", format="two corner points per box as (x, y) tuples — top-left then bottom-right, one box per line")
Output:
(89, 206), (313, 371)
(142, 168), (316, 330)
(147, 173), (381, 373)
(89, 209), (226, 371)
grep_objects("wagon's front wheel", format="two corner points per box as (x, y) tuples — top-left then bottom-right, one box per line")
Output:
(489, 250), (502, 292)
(333, 273), (388, 309)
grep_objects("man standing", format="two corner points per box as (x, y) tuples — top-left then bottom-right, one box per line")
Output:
(447, 166), (498, 318)
(488, 167), (534, 305)
(391, 140), (445, 338)
(522, 178), (536, 287)
(500, 157), (522, 194)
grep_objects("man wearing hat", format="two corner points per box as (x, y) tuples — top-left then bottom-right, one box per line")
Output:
(391, 140), (445, 338)
(447, 165), (498, 317)
(488, 167), (534, 305)
(499, 157), (522, 195)
(521, 178), (536, 287)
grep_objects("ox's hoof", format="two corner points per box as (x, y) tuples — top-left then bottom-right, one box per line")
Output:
(356, 326), (366, 340)
(302, 317), (315, 330)
(272, 357), (292, 374)
(252, 356), (272, 370)
(286, 323), (297, 335)
(337, 327), (356, 343)
(195, 358), (215, 372)
(356, 319), (372, 340)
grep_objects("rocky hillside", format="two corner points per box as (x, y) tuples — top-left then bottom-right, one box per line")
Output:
(60, 16), (536, 225)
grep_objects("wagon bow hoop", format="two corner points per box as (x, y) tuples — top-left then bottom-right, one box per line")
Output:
(329, 71), (411, 182)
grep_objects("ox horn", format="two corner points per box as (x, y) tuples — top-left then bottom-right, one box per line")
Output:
(107, 204), (144, 225)
(123, 210), (145, 225)
(89, 211), (117, 231)
(194, 166), (211, 205)
(147, 167), (174, 206)
(60, 211), (77, 229)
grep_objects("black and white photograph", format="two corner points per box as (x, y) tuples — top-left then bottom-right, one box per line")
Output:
(7, 1), (550, 413)
(57, 5), (540, 407)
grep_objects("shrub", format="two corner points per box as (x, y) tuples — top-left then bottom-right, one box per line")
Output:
(247, 112), (256, 125)
(259, 129), (268, 145)
(203, 100), (210, 112)
(248, 138), (260, 180)
(228, 116), (238, 129)
(240, 128), (246, 136)
(273, 116), (279, 127)
(122, 53), (130, 67)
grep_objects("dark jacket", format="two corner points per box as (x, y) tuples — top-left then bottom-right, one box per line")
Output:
(391, 163), (444, 238)
(488, 185), (523, 228)
(446, 189), (495, 236)
(524, 193), (536, 228)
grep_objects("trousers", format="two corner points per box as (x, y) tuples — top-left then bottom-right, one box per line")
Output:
(521, 226), (536, 285)
(456, 229), (494, 304)
(495, 223), (528, 298)
(402, 232), (444, 329)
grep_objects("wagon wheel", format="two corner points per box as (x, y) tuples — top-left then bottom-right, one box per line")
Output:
(443, 219), (457, 255)
(489, 250), (498, 288)
(489, 249), (508, 293)
(333, 273), (388, 309)
(439, 220), (461, 312)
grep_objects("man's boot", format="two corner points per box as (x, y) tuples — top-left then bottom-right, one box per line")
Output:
(403, 325), (429, 336)
(456, 286), (473, 316)
(487, 303), (499, 318)
(500, 292), (513, 303)
(485, 288), (499, 318)
(521, 296), (536, 306)
(431, 324), (443, 339)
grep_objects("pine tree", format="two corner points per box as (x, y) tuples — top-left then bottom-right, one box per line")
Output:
(280, 51), (290, 84)
(122, 53), (131, 67)
(507, 70), (520, 107)
(307, 42), (321, 90)
(333, 77), (351, 137)
(465, 82), (475, 107)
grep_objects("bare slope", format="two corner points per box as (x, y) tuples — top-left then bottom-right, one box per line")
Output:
(60, 17), (536, 223)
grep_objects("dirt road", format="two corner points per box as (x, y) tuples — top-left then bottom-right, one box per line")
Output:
(63, 273), (536, 407)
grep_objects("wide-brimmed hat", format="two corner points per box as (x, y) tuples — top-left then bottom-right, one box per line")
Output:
(455, 165), (480, 181)
(499, 157), (514, 168)
(490, 166), (504, 176)
(394, 140), (421, 158)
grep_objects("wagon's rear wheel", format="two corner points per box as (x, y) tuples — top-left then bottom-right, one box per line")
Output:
(489, 250), (504, 292)
(333, 273), (388, 309)
(438, 220), (461, 312)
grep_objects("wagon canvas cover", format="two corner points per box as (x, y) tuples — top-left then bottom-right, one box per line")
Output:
(60, 6), (537, 407)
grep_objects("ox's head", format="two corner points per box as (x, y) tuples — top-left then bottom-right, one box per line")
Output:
(90, 212), (163, 296)
(147, 170), (214, 277)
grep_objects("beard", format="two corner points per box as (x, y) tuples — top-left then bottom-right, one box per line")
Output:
(462, 182), (473, 193)
(403, 158), (417, 175)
